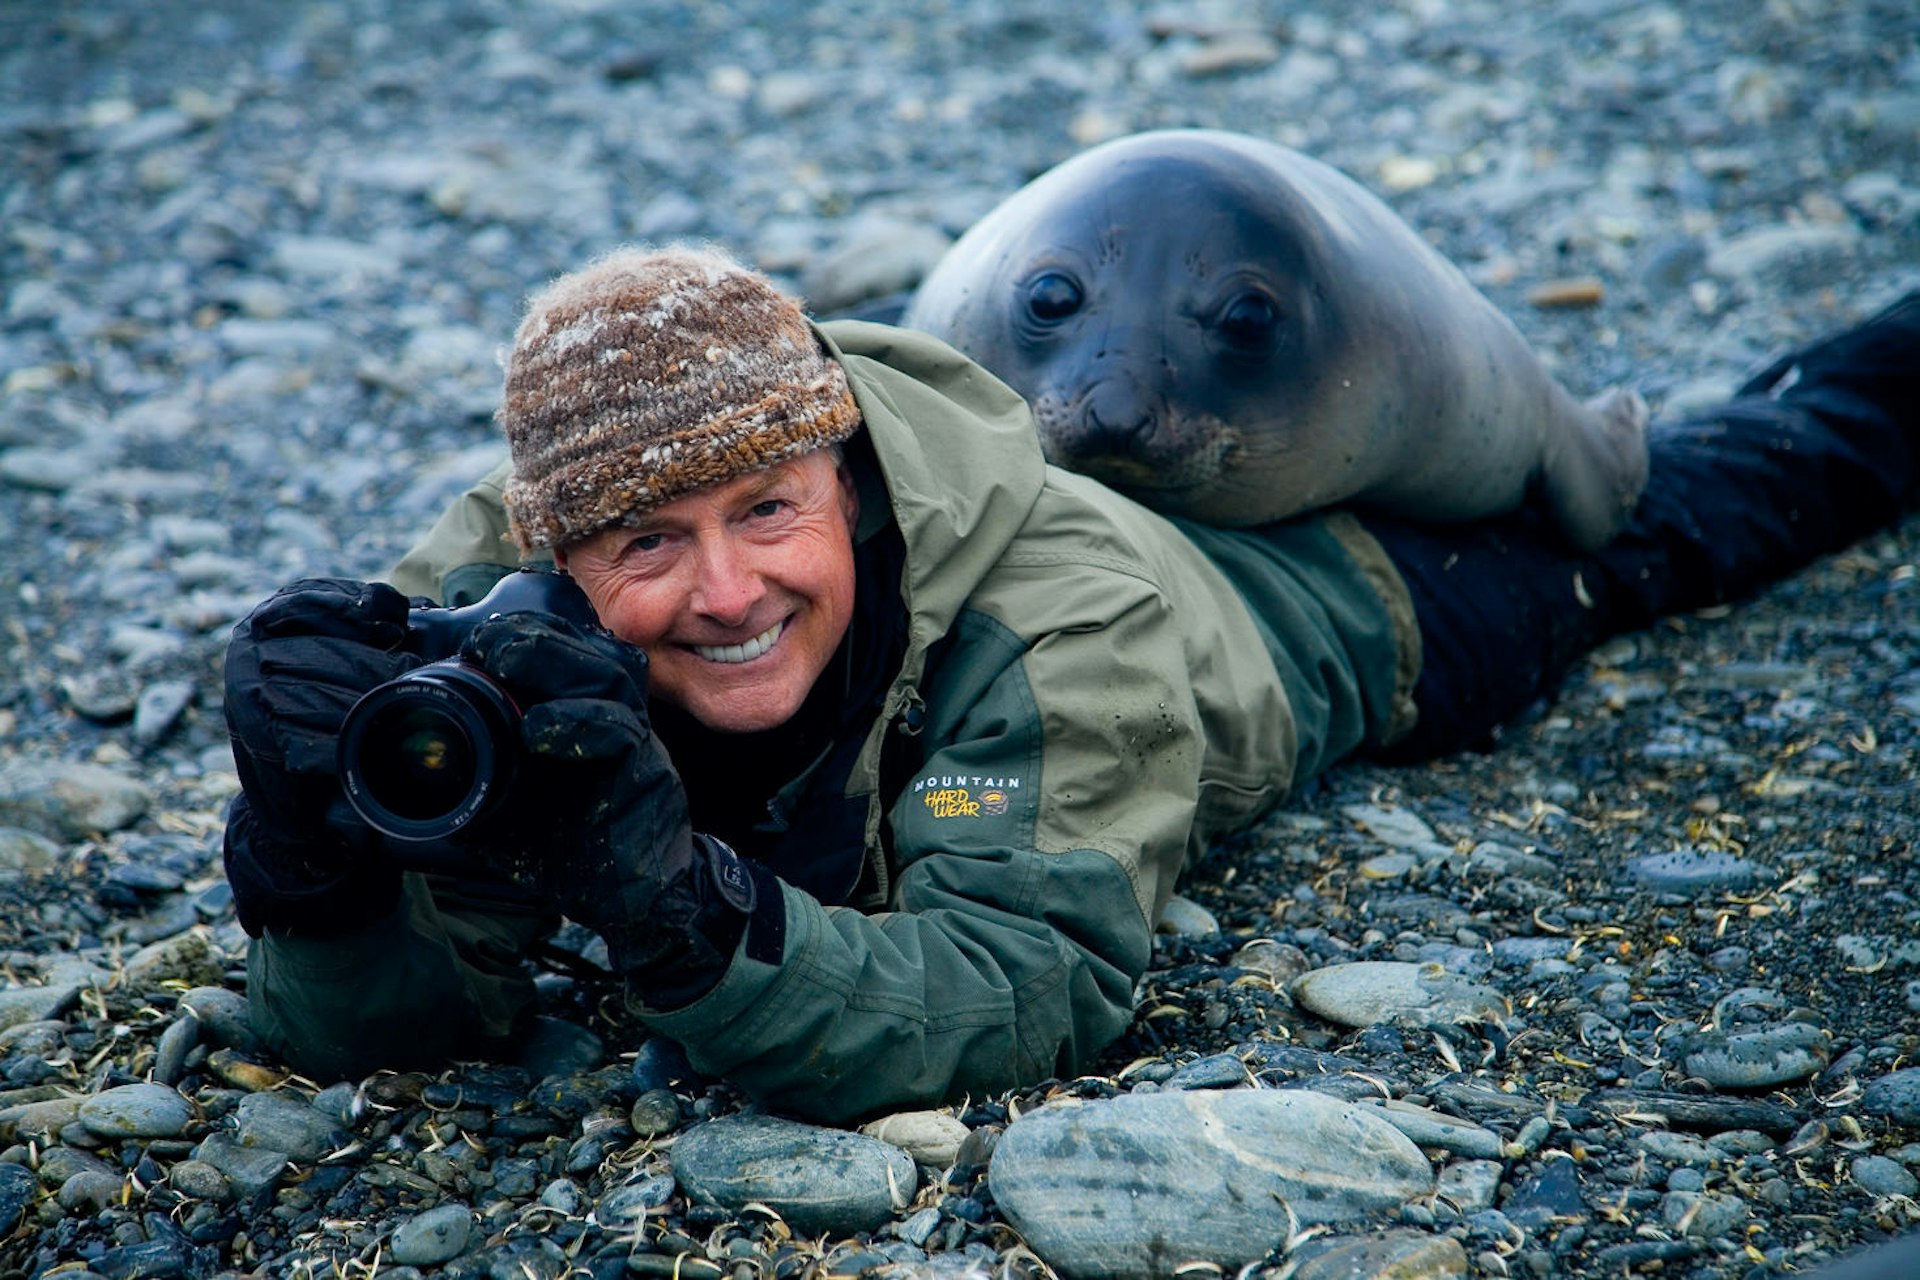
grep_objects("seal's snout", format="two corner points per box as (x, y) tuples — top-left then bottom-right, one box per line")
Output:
(1082, 378), (1162, 447)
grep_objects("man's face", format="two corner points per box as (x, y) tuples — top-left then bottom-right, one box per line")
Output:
(557, 450), (861, 734)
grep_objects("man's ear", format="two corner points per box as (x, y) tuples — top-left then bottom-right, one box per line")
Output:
(836, 460), (860, 529)
(551, 546), (570, 571)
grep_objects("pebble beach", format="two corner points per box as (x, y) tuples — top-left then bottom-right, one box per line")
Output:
(3, 2), (1920, 1277)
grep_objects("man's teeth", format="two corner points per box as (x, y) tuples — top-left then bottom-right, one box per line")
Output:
(694, 620), (784, 665)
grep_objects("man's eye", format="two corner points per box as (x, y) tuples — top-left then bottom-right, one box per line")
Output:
(629, 532), (666, 554)
(749, 499), (784, 518)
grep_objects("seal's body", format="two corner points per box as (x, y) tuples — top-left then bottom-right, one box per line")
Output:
(902, 129), (1648, 549)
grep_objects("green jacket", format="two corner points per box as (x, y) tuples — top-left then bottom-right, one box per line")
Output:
(250, 323), (1417, 1121)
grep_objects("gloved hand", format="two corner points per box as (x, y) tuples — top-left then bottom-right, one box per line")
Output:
(222, 577), (423, 934)
(460, 612), (760, 990)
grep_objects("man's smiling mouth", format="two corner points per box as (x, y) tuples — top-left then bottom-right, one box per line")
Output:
(692, 619), (785, 665)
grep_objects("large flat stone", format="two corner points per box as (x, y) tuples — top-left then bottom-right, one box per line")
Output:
(989, 1090), (1435, 1280)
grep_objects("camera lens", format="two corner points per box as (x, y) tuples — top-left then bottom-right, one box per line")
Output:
(338, 661), (519, 841)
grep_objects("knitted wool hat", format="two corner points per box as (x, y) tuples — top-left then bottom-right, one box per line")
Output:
(499, 245), (863, 553)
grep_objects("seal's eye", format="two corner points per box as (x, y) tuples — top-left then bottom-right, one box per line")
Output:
(1025, 272), (1084, 323)
(1216, 291), (1279, 351)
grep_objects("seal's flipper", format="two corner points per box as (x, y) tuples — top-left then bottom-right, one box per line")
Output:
(1541, 386), (1650, 552)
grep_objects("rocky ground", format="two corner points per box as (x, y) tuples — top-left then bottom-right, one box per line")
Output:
(3, 1), (1920, 1277)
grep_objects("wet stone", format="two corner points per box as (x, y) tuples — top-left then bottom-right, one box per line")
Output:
(1164, 1052), (1252, 1091)
(1156, 894), (1220, 937)
(858, 1109), (971, 1168)
(1503, 1158), (1589, 1230)
(1341, 803), (1437, 848)
(1361, 1099), (1504, 1159)
(1851, 1154), (1920, 1198)
(131, 678), (195, 747)
(390, 1202), (473, 1266)
(0, 760), (152, 840)
(1861, 1069), (1920, 1126)
(167, 1158), (231, 1203)
(78, 1082), (194, 1139)
(1290, 961), (1509, 1031)
(232, 1091), (342, 1162)
(1624, 850), (1766, 895)
(0, 1162), (34, 1234)
(1288, 1231), (1468, 1280)
(1684, 1021), (1831, 1089)
(671, 1113), (916, 1236)
(0, 978), (88, 1032)
(595, 1174), (676, 1234)
(57, 1169), (125, 1213)
(36, 1146), (117, 1185)
(1638, 1130), (1718, 1167)
(0, 827), (59, 876)
(1661, 1189), (1746, 1238)
(179, 986), (261, 1054)
(193, 1132), (288, 1199)
(1587, 1089), (1798, 1135)
(152, 1013), (198, 1086)
(988, 1090), (1434, 1278)
(629, 1088), (680, 1138)
(92, 1237), (193, 1280)
(1437, 1160), (1504, 1213)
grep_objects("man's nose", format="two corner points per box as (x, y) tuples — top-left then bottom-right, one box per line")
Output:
(690, 536), (762, 623)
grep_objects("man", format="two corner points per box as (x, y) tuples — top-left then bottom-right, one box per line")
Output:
(223, 245), (1920, 1122)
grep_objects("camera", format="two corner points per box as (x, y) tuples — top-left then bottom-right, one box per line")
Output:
(337, 568), (602, 842)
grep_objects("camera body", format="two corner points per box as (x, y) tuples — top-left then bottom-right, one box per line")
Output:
(337, 568), (601, 842)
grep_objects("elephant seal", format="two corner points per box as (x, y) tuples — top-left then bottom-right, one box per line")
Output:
(901, 129), (1648, 550)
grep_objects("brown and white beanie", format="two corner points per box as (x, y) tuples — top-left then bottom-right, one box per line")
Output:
(498, 244), (863, 553)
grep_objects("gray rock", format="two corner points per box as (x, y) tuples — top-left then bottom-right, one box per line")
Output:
(0, 1162), (37, 1234)
(1624, 850), (1766, 895)
(858, 1110), (971, 1168)
(179, 985), (262, 1053)
(1638, 1130), (1718, 1167)
(1660, 1189), (1746, 1239)
(193, 1132), (289, 1199)
(595, 1175), (676, 1234)
(390, 1203), (473, 1266)
(0, 445), (115, 492)
(1851, 1155), (1920, 1199)
(1684, 1022), (1831, 1089)
(167, 1159), (231, 1203)
(57, 1170), (125, 1214)
(1340, 803), (1437, 848)
(1861, 1070), (1920, 1126)
(124, 931), (225, 988)
(629, 1088), (680, 1139)
(60, 669), (139, 723)
(1290, 962), (1509, 1030)
(0, 827), (59, 877)
(153, 1012), (198, 1086)
(1361, 1099), (1505, 1159)
(801, 218), (952, 314)
(78, 1082), (195, 1139)
(1288, 1232), (1468, 1280)
(1707, 224), (1860, 290)
(269, 235), (402, 282)
(0, 760), (152, 840)
(1155, 893), (1221, 937)
(671, 1113), (917, 1236)
(1437, 1160), (1504, 1213)
(989, 1090), (1435, 1279)
(1164, 1052), (1252, 1090)
(232, 1092), (342, 1162)
(130, 680), (196, 747)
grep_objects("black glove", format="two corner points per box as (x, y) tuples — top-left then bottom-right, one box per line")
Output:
(222, 578), (422, 935)
(460, 612), (766, 1001)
